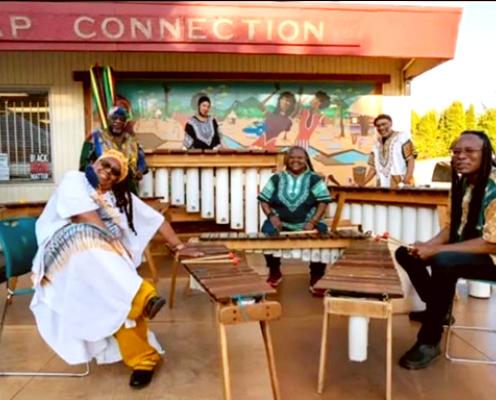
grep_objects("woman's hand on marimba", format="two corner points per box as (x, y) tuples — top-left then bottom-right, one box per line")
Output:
(175, 244), (205, 259)
(304, 222), (316, 231)
(269, 215), (282, 231)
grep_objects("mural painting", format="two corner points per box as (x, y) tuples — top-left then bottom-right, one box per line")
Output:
(111, 81), (381, 184)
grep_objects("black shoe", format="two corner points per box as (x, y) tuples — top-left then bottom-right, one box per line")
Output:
(408, 310), (455, 326)
(309, 276), (326, 297)
(145, 296), (166, 320)
(129, 369), (154, 389)
(399, 342), (441, 370)
(266, 272), (283, 288)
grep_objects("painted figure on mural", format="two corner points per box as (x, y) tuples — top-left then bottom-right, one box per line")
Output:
(250, 84), (297, 151)
(183, 95), (222, 150)
(295, 89), (332, 150)
(359, 113), (416, 188)
(79, 99), (148, 195)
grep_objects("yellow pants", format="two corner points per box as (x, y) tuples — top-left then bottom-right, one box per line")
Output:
(114, 280), (161, 371)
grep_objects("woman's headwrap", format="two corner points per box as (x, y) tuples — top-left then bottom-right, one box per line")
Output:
(97, 149), (129, 183)
(107, 106), (129, 122)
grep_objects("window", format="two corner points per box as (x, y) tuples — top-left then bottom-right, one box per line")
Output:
(0, 91), (52, 182)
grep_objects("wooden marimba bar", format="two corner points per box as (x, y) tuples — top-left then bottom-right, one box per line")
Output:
(179, 250), (282, 400)
(315, 240), (404, 400)
(141, 149), (285, 233)
(198, 229), (371, 263)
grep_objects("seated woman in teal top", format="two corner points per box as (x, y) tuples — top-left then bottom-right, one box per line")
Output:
(258, 146), (332, 294)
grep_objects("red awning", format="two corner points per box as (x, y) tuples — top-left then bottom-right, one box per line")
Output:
(0, 1), (462, 58)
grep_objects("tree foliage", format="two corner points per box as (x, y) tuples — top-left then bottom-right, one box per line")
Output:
(412, 101), (496, 159)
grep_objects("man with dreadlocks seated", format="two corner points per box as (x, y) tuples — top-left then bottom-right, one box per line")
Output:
(258, 145), (332, 295)
(395, 130), (496, 370)
(30, 149), (202, 388)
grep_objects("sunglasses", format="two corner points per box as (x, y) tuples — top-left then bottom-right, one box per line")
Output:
(100, 159), (121, 178)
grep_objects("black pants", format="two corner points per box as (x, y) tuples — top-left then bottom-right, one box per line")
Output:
(395, 246), (496, 345)
(265, 254), (326, 280)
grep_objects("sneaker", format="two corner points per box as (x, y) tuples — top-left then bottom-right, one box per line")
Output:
(408, 310), (455, 326)
(144, 296), (166, 320)
(399, 342), (441, 370)
(266, 273), (283, 288)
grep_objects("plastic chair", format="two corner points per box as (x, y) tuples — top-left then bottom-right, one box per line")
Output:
(444, 280), (496, 365)
(0, 217), (89, 377)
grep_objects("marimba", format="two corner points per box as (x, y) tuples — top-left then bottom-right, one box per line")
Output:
(141, 149), (285, 233)
(198, 230), (371, 263)
(315, 239), (403, 400)
(178, 250), (282, 400)
(328, 185), (449, 243)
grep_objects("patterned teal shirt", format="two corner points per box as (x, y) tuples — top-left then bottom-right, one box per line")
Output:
(258, 170), (332, 231)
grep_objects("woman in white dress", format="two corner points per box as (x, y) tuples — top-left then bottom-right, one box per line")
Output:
(30, 149), (201, 388)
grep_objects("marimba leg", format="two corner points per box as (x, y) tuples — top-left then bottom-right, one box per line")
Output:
(144, 246), (158, 283)
(217, 304), (232, 400)
(260, 321), (281, 400)
(168, 259), (179, 309)
(317, 304), (330, 394)
(386, 303), (393, 400)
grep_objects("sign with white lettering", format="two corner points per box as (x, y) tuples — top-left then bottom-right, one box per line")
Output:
(0, 1), (461, 58)
(29, 153), (50, 180)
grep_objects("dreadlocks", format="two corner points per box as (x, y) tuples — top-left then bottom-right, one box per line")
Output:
(113, 177), (137, 235)
(449, 130), (495, 243)
(285, 145), (315, 172)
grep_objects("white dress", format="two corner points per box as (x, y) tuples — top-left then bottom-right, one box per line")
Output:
(30, 171), (164, 365)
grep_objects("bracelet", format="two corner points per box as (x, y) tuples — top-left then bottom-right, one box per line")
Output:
(267, 211), (276, 218)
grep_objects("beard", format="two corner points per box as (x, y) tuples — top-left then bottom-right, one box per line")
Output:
(110, 127), (124, 136)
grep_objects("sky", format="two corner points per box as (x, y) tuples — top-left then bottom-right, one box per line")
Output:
(409, 2), (496, 114)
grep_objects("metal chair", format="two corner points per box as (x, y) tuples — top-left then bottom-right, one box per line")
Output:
(445, 280), (496, 365)
(0, 217), (89, 377)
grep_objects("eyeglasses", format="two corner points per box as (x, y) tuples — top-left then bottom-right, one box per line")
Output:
(100, 159), (121, 178)
(451, 147), (483, 156)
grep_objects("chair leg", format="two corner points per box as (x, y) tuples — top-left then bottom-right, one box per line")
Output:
(0, 292), (12, 343)
(0, 290), (91, 377)
(444, 306), (496, 365)
(0, 362), (90, 377)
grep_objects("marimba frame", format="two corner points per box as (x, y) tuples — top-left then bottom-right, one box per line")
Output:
(315, 240), (403, 400)
(179, 255), (282, 400)
(317, 296), (394, 400)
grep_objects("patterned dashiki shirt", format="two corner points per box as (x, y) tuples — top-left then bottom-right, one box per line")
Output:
(446, 167), (496, 264)
(257, 170), (332, 231)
